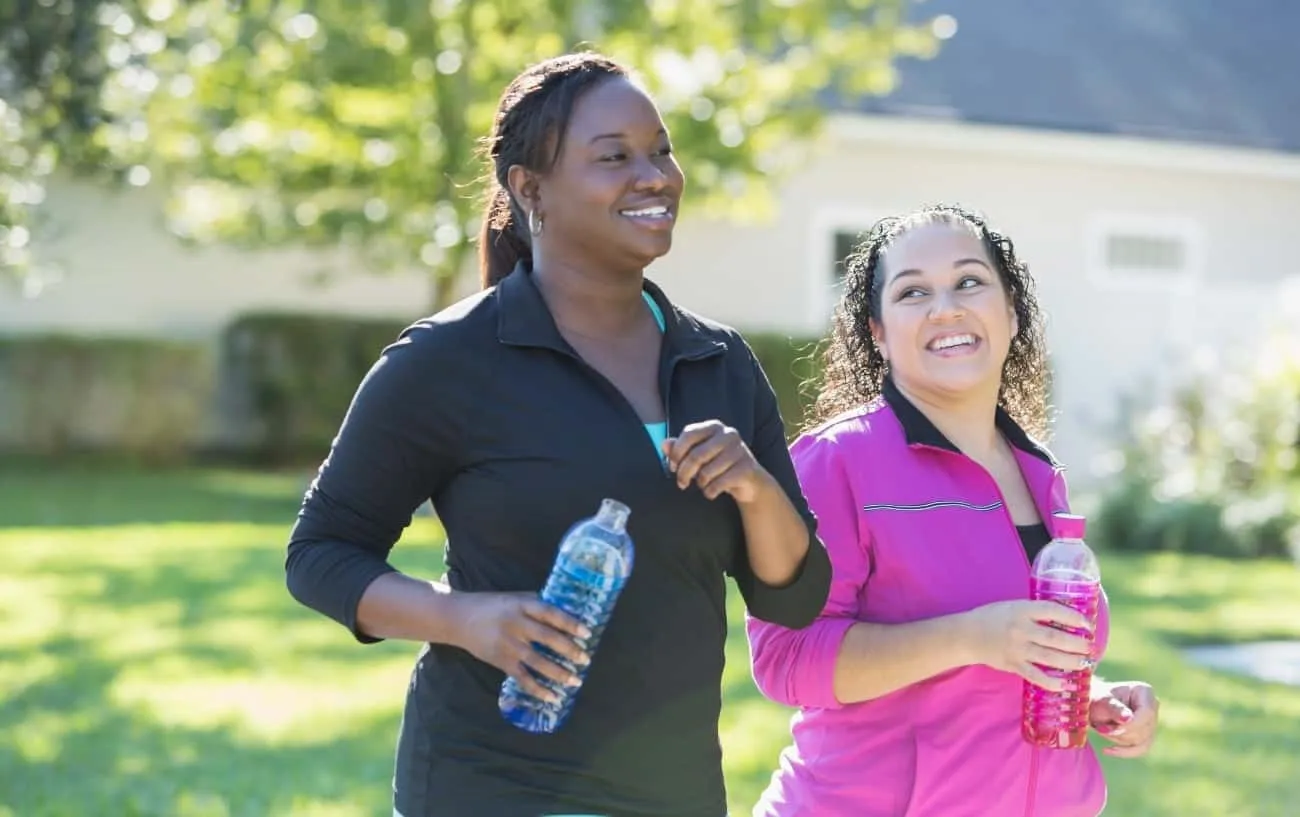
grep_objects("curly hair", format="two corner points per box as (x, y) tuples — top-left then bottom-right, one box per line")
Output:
(806, 204), (1053, 439)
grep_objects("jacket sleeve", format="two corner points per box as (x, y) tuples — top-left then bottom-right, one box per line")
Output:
(284, 322), (461, 643)
(746, 430), (869, 710)
(727, 346), (832, 630)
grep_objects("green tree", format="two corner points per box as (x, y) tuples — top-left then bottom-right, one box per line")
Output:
(0, 0), (160, 290)
(5, 1), (939, 307)
(141, 0), (938, 308)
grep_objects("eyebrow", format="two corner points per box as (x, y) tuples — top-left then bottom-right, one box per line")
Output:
(588, 128), (668, 144)
(889, 258), (991, 282)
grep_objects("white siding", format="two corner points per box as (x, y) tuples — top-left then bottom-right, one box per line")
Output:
(9, 117), (1300, 481)
(648, 127), (1300, 480)
(1, 179), (438, 339)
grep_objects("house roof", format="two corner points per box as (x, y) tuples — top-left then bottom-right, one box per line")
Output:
(836, 0), (1300, 154)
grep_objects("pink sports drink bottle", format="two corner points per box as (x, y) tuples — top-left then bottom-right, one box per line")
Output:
(1021, 513), (1102, 749)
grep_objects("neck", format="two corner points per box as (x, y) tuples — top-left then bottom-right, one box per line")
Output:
(894, 378), (1003, 462)
(530, 249), (648, 338)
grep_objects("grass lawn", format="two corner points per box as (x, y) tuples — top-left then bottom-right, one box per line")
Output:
(3, 465), (1299, 816)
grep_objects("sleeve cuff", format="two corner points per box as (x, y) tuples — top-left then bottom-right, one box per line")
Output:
(745, 530), (832, 630)
(791, 616), (857, 709)
(342, 564), (400, 644)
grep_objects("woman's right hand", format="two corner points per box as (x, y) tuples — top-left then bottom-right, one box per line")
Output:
(453, 592), (592, 703)
(962, 600), (1096, 691)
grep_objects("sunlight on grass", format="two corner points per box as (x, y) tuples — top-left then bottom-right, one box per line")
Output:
(0, 468), (444, 817)
(3, 465), (1300, 816)
(1089, 552), (1300, 816)
(111, 670), (411, 741)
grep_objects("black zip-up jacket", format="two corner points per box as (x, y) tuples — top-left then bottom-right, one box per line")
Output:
(285, 263), (832, 817)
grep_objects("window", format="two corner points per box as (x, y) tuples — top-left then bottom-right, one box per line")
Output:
(1086, 215), (1203, 290)
(1104, 233), (1187, 274)
(832, 229), (862, 282)
(808, 207), (886, 329)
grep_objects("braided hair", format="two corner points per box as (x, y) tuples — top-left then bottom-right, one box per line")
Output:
(478, 53), (629, 287)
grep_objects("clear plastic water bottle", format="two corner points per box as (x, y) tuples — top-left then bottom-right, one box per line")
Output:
(499, 498), (634, 734)
(1022, 512), (1102, 749)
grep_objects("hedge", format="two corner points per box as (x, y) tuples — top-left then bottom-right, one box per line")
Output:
(222, 312), (409, 462)
(0, 335), (214, 463)
(220, 311), (824, 463)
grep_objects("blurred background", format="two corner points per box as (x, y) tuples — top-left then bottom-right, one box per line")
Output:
(3, 0), (1299, 814)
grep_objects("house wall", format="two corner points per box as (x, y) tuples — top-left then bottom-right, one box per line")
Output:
(6, 115), (1299, 480)
(0, 180), (439, 339)
(649, 117), (1300, 481)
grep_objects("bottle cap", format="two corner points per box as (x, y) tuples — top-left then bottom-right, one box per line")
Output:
(1053, 512), (1086, 540)
(597, 498), (631, 533)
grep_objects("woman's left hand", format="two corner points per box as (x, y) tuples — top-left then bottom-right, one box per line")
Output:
(664, 420), (772, 504)
(1089, 680), (1159, 758)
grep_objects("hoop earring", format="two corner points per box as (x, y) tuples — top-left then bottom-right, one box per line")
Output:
(528, 209), (544, 237)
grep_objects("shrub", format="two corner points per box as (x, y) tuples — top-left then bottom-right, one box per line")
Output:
(746, 332), (823, 437)
(1093, 335), (1300, 560)
(221, 312), (408, 463)
(0, 335), (214, 463)
(220, 311), (824, 463)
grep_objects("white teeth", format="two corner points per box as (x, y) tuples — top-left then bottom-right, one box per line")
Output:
(621, 206), (669, 217)
(931, 334), (976, 351)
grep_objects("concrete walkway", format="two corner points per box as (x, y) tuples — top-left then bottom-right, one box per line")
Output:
(1183, 640), (1300, 686)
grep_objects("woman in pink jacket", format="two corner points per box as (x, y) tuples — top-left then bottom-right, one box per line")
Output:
(746, 204), (1160, 816)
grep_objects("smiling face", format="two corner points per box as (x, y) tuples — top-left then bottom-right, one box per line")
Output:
(870, 220), (1019, 402)
(511, 76), (685, 274)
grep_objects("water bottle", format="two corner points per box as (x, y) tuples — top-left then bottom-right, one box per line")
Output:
(499, 498), (635, 734)
(1021, 512), (1102, 749)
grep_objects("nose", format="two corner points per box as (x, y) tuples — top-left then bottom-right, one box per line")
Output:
(632, 155), (670, 192)
(928, 289), (965, 322)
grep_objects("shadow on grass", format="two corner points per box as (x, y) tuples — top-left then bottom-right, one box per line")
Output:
(0, 516), (441, 816)
(0, 635), (403, 817)
(1101, 552), (1300, 647)
(1095, 653), (1300, 816)
(0, 464), (310, 528)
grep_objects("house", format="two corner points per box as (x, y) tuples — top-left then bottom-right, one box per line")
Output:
(4, 0), (1299, 481)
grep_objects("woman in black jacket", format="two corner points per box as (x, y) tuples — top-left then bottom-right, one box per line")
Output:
(285, 52), (832, 817)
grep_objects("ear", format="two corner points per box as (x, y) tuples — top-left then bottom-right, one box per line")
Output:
(869, 317), (888, 361)
(1009, 304), (1020, 338)
(506, 164), (542, 215)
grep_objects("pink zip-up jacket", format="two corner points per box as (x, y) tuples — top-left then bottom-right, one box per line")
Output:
(747, 383), (1111, 817)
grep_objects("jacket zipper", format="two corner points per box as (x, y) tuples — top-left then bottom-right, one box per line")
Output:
(983, 460), (1041, 817)
(1024, 747), (1040, 817)
(1024, 467), (1065, 817)
(657, 346), (723, 473)
(922, 445), (1058, 817)
(565, 343), (720, 474)
(511, 286), (724, 472)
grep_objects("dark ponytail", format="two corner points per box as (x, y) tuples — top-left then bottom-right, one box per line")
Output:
(479, 185), (532, 288)
(477, 51), (629, 289)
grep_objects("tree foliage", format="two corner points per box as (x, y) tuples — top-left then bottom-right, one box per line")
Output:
(0, 0), (160, 291)
(4, 0), (940, 306)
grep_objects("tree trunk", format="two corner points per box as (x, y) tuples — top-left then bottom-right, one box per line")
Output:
(432, 270), (459, 313)
(429, 241), (473, 312)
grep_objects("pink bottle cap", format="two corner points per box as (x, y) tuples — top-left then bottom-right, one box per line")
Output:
(1053, 512), (1086, 539)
